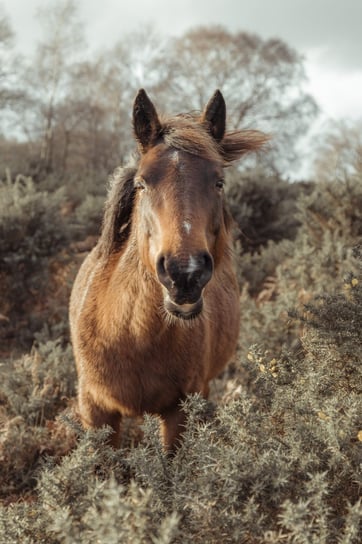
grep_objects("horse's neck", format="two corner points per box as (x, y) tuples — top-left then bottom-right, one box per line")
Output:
(104, 240), (165, 339)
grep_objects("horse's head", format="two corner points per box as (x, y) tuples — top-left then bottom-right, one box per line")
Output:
(131, 89), (267, 320)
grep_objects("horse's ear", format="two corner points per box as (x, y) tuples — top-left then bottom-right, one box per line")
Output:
(201, 90), (226, 143)
(133, 89), (162, 153)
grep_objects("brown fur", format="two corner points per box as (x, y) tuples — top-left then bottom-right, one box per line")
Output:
(69, 89), (267, 451)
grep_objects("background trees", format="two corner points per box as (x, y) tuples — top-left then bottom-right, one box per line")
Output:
(313, 119), (362, 182)
(0, 7), (26, 141)
(0, 2), (318, 179)
(0, 10), (13, 109)
(0, 8), (20, 111)
(20, 0), (85, 176)
(164, 26), (318, 172)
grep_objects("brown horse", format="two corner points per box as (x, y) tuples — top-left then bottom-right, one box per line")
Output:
(69, 89), (267, 451)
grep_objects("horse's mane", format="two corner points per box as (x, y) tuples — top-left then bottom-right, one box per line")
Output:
(97, 114), (268, 257)
(97, 165), (137, 258)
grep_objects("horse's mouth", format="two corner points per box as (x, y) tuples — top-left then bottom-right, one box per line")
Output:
(164, 297), (203, 320)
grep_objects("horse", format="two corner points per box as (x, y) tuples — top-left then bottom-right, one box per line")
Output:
(69, 89), (267, 451)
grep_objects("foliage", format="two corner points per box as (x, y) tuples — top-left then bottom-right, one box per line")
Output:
(0, 4), (360, 541)
(226, 168), (313, 252)
(0, 171), (68, 261)
(0, 171), (361, 542)
(0, 339), (76, 499)
(0, 168), (106, 347)
(166, 26), (318, 172)
(0, 7), (21, 112)
(0, 171), (69, 333)
(313, 119), (362, 182)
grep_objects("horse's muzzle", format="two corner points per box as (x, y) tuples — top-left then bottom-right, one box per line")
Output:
(157, 251), (213, 320)
(157, 252), (213, 294)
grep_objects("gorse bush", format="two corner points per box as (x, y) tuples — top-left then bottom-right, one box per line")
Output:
(0, 339), (77, 499)
(0, 170), (105, 347)
(225, 168), (313, 253)
(0, 171), (361, 542)
(0, 172), (68, 260)
(227, 169), (314, 295)
(0, 171), (71, 346)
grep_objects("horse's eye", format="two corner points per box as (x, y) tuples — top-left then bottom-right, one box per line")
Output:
(216, 180), (224, 190)
(135, 177), (147, 190)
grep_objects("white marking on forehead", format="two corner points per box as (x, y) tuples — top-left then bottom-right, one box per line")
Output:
(187, 255), (198, 274)
(172, 150), (180, 164)
(183, 220), (192, 235)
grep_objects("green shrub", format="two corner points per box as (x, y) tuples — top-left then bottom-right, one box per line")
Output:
(0, 339), (76, 498)
(0, 172), (361, 542)
(73, 194), (104, 237)
(225, 168), (313, 253)
(0, 171), (68, 264)
(0, 171), (71, 345)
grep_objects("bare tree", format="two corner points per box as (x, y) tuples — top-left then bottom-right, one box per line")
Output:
(111, 26), (173, 107)
(163, 26), (318, 172)
(313, 119), (362, 181)
(0, 8), (13, 108)
(22, 0), (85, 174)
(0, 7), (25, 118)
(54, 56), (126, 175)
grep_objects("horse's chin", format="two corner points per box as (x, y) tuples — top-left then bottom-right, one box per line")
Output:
(164, 296), (203, 321)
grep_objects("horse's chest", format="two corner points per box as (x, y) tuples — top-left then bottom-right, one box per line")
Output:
(97, 337), (205, 416)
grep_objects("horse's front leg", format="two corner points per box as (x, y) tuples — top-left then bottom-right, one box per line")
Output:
(160, 401), (187, 453)
(160, 380), (212, 452)
(77, 388), (122, 447)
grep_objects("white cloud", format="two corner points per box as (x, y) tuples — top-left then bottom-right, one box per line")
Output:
(304, 48), (362, 119)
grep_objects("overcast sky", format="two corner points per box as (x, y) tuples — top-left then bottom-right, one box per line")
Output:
(2, 0), (362, 121)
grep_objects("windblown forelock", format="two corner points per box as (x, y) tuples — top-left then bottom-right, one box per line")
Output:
(160, 114), (222, 163)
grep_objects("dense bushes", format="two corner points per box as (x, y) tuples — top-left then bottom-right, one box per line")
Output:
(0, 170), (105, 348)
(0, 168), (361, 542)
(0, 339), (77, 500)
(226, 168), (314, 253)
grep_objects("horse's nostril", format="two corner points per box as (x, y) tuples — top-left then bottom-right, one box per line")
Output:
(157, 255), (166, 276)
(156, 254), (172, 289)
(198, 252), (213, 288)
(202, 252), (213, 273)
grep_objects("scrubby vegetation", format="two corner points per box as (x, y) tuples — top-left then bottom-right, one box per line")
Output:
(0, 165), (361, 543)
